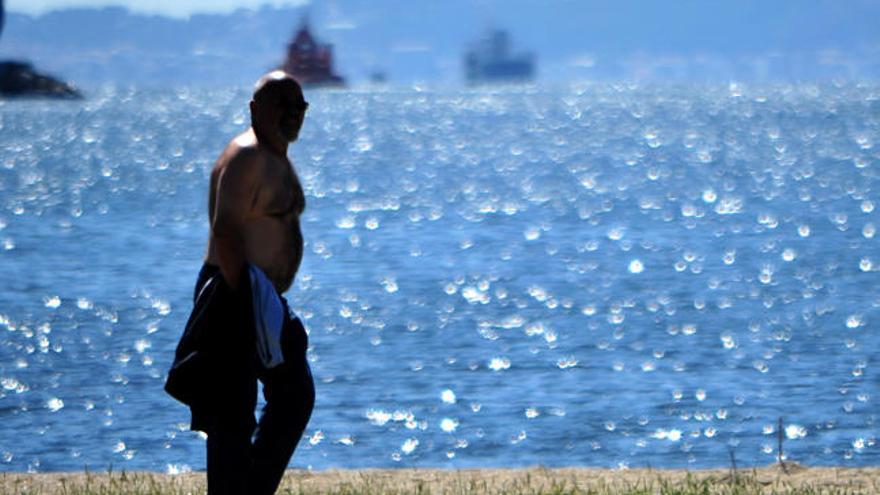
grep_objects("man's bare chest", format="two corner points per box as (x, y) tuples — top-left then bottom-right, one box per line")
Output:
(260, 158), (305, 216)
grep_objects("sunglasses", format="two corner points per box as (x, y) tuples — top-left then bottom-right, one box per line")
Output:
(270, 96), (308, 113)
(293, 101), (309, 112)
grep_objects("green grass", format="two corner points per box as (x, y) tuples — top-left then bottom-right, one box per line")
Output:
(2, 466), (877, 495)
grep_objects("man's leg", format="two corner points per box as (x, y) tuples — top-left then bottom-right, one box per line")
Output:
(206, 415), (255, 495)
(249, 318), (315, 495)
(206, 366), (258, 495)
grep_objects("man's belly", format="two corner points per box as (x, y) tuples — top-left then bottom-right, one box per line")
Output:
(242, 218), (302, 293)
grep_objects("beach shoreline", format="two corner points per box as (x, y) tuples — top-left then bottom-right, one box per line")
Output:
(2, 464), (878, 494)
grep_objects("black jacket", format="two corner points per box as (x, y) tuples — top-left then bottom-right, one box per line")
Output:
(165, 272), (256, 432)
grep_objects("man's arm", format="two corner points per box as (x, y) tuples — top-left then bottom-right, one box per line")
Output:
(211, 150), (262, 289)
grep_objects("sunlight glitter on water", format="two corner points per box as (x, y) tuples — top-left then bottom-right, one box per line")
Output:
(0, 84), (878, 471)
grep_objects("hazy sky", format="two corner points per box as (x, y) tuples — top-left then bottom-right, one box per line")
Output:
(8, 0), (309, 17)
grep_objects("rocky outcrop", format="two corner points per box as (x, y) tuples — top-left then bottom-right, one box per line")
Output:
(0, 61), (82, 99)
(0, 0), (82, 99)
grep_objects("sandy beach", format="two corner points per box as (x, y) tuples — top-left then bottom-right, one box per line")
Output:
(1, 464), (878, 494)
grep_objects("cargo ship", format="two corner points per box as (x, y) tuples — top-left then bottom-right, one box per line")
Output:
(464, 29), (535, 84)
(280, 17), (345, 87)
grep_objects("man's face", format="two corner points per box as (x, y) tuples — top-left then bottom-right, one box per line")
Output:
(253, 87), (308, 143)
(275, 92), (308, 142)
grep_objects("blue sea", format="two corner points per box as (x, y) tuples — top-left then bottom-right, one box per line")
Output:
(0, 83), (877, 473)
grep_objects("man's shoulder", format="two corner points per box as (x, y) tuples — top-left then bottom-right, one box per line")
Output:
(223, 138), (268, 173)
(228, 135), (262, 159)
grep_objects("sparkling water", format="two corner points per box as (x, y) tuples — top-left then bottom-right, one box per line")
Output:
(0, 83), (877, 472)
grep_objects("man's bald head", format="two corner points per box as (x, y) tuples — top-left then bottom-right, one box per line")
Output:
(253, 71), (304, 104)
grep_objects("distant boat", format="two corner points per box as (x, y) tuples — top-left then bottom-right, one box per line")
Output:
(369, 70), (387, 85)
(464, 29), (535, 84)
(280, 17), (345, 88)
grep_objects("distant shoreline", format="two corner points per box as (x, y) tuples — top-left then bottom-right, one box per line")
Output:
(2, 465), (878, 494)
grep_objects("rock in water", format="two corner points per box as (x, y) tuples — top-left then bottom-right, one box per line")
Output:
(0, 2), (82, 99)
(0, 61), (83, 99)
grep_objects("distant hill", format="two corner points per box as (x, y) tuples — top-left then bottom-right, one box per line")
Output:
(1, 1), (878, 88)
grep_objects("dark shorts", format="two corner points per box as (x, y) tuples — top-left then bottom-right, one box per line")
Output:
(191, 263), (313, 432)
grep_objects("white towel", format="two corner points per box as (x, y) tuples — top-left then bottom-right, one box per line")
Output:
(248, 265), (285, 369)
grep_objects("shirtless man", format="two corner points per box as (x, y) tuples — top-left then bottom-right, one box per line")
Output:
(195, 71), (314, 495)
(207, 71), (307, 292)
